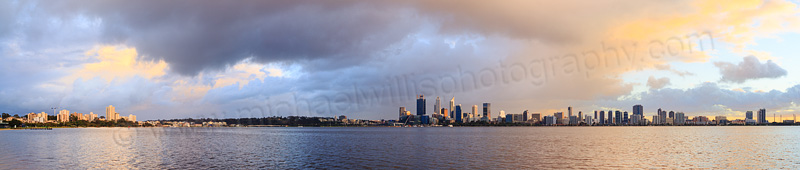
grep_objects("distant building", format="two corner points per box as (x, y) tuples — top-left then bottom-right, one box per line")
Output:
(523, 110), (529, 122)
(482, 103), (491, 119)
(568, 106), (572, 119)
(71, 112), (84, 121)
(554, 112), (563, 124)
(633, 105), (643, 116)
(584, 116), (593, 125)
(746, 111), (754, 120)
(674, 112), (686, 125)
(614, 111), (622, 125)
(623, 111), (629, 124)
(125, 114), (136, 122)
(416, 95), (426, 116)
(531, 113), (541, 122)
(106, 105), (116, 121)
(86, 112), (98, 121)
(399, 107), (407, 118)
(57, 109), (70, 122)
(715, 116), (728, 125)
(449, 97), (455, 119)
(543, 116), (557, 125)
(657, 109), (667, 124)
(568, 116), (578, 125)
(598, 111), (605, 125)
(471, 105), (478, 119)
(434, 97), (441, 115)
(607, 110), (613, 125)
(669, 111), (675, 119)
(454, 105), (462, 123)
(757, 109), (767, 124)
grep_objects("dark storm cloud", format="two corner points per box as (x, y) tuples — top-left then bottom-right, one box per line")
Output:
(37, 0), (419, 76)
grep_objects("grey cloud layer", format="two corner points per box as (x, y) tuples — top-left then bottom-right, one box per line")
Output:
(715, 56), (787, 83)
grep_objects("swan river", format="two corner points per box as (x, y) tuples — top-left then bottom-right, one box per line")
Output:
(1, 126), (799, 169)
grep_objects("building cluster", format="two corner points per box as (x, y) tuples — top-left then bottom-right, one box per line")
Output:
(398, 95), (792, 126)
(7, 105), (137, 124)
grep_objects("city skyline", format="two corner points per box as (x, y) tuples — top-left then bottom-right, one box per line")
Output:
(1, 1), (800, 121)
(399, 94), (794, 125)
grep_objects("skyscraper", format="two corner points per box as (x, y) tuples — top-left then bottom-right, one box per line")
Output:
(633, 105), (643, 116)
(578, 111), (582, 123)
(568, 106), (572, 118)
(434, 97), (440, 115)
(669, 111), (674, 119)
(757, 108), (767, 124)
(106, 105), (116, 121)
(623, 111), (628, 124)
(523, 110), (529, 122)
(615, 110), (622, 125)
(416, 95), (426, 116)
(455, 104), (463, 123)
(607, 110), (613, 125)
(599, 111), (605, 125)
(746, 111), (753, 120)
(472, 105), (478, 119)
(554, 112), (563, 124)
(658, 109), (667, 124)
(483, 103), (491, 118)
(674, 112), (686, 125)
(399, 107), (406, 118)
(449, 97), (455, 119)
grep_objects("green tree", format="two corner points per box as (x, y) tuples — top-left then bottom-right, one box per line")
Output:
(1, 113), (9, 119)
(13, 114), (19, 118)
(8, 119), (22, 128)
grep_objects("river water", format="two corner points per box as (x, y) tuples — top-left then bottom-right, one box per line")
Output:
(1, 126), (799, 169)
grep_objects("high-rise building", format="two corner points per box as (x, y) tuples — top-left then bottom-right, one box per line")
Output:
(599, 111), (605, 125)
(449, 97), (455, 119)
(674, 112), (685, 125)
(483, 103), (491, 118)
(455, 104), (463, 123)
(614, 110), (622, 125)
(531, 113), (541, 122)
(669, 111), (675, 119)
(584, 115), (593, 125)
(57, 109), (70, 122)
(657, 109), (667, 124)
(578, 111), (582, 123)
(472, 105), (478, 119)
(71, 112), (84, 121)
(399, 107), (406, 118)
(554, 112), (563, 124)
(607, 110), (613, 125)
(544, 116), (557, 125)
(568, 106), (572, 118)
(416, 95), (426, 116)
(106, 105), (116, 121)
(633, 105), (643, 116)
(757, 108), (767, 124)
(523, 110), (529, 122)
(746, 111), (754, 120)
(434, 97), (440, 115)
(623, 111), (629, 124)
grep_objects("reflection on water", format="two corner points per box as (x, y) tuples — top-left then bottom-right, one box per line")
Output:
(1, 127), (800, 169)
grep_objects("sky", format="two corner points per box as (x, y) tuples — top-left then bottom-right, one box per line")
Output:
(1, 0), (800, 121)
